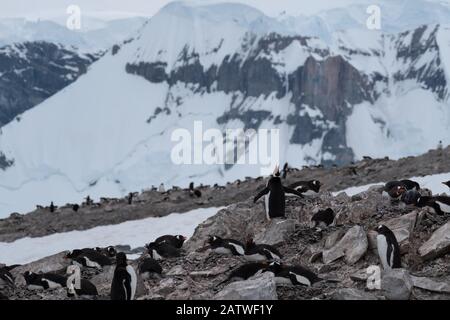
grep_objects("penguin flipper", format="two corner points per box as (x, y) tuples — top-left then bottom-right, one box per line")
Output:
(283, 187), (304, 198)
(254, 187), (269, 203)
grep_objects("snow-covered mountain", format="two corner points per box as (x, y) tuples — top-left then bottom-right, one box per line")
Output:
(0, 0), (450, 217)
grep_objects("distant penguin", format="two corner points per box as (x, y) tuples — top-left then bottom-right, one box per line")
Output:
(23, 271), (67, 290)
(138, 257), (162, 279)
(72, 204), (79, 212)
(0, 267), (14, 288)
(288, 180), (322, 196)
(72, 250), (112, 269)
(217, 262), (268, 286)
(110, 253), (137, 301)
(376, 225), (401, 270)
(384, 184), (406, 200)
(244, 239), (282, 262)
(66, 265), (98, 298)
(50, 201), (56, 213)
(155, 235), (186, 249)
(311, 208), (335, 228)
(253, 165), (304, 220)
(416, 195), (450, 215)
(127, 192), (133, 205)
(85, 195), (92, 205)
(158, 183), (165, 193)
(146, 242), (180, 260)
(194, 189), (202, 198)
(208, 236), (245, 256)
(442, 181), (450, 191)
(265, 261), (320, 287)
(384, 180), (419, 197)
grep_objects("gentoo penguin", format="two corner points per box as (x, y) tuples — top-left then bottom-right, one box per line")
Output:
(376, 225), (401, 270)
(400, 189), (421, 205)
(127, 192), (133, 205)
(442, 181), (450, 190)
(95, 246), (117, 258)
(158, 183), (165, 193)
(253, 165), (304, 220)
(288, 180), (322, 196)
(0, 267), (14, 288)
(155, 235), (186, 248)
(265, 261), (320, 287)
(72, 204), (79, 212)
(208, 236), (245, 256)
(110, 253), (137, 300)
(23, 271), (67, 290)
(416, 195), (450, 215)
(138, 257), (163, 279)
(311, 208), (335, 228)
(146, 242), (181, 260)
(281, 163), (289, 179)
(65, 248), (97, 259)
(384, 180), (420, 197)
(71, 250), (113, 269)
(217, 262), (268, 286)
(66, 265), (98, 298)
(385, 185), (407, 200)
(244, 239), (282, 262)
(50, 201), (56, 213)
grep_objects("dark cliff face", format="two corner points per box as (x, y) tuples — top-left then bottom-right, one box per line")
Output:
(125, 33), (374, 165)
(0, 41), (101, 128)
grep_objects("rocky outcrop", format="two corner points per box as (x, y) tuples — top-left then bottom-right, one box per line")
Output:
(418, 221), (450, 260)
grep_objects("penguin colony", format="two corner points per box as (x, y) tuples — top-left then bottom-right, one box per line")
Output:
(1, 164), (450, 300)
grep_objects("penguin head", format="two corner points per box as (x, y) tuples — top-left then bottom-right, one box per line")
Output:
(272, 165), (280, 177)
(107, 246), (117, 257)
(116, 252), (128, 267)
(266, 261), (282, 274)
(65, 249), (81, 259)
(310, 180), (322, 192)
(23, 271), (37, 283)
(176, 235), (187, 243)
(208, 235), (221, 245)
(375, 225), (391, 235)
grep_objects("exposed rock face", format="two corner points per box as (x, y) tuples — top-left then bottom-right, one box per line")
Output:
(214, 272), (278, 300)
(0, 41), (101, 128)
(322, 225), (368, 265)
(381, 269), (413, 300)
(418, 221), (450, 260)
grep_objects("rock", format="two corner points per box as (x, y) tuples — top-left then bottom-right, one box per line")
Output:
(214, 272), (277, 300)
(166, 265), (185, 276)
(411, 276), (450, 293)
(350, 269), (369, 282)
(418, 221), (450, 261)
(382, 211), (418, 252)
(331, 288), (378, 300)
(322, 225), (368, 264)
(89, 265), (115, 296)
(324, 229), (345, 249)
(381, 269), (413, 300)
(254, 219), (297, 245)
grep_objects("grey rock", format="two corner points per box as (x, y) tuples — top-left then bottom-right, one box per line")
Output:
(381, 269), (413, 300)
(411, 276), (450, 293)
(324, 229), (345, 249)
(322, 225), (368, 264)
(214, 272), (277, 300)
(418, 221), (450, 261)
(254, 219), (297, 245)
(331, 288), (378, 300)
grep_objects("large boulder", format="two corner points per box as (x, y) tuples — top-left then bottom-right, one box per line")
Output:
(322, 225), (368, 264)
(254, 219), (297, 245)
(383, 211), (418, 252)
(418, 221), (450, 261)
(411, 276), (450, 294)
(214, 272), (277, 300)
(381, 269), (413, 300)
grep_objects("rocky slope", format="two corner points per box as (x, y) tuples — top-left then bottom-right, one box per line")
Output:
(1, 148), (450, 300)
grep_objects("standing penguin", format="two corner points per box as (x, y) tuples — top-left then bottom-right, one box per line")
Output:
(127, 192), (133, 205)
(253, 166), (304, 220)
(110, 253), (137, 300)
(376, 225), (401, 270)
(281, 163), (289, 179)
(50, 201), (56, 213)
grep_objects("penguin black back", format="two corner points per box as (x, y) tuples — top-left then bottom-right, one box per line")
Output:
(155, 235), (186, 248)
(146, 242), (181, 259)
(244, 239), (282, 261)
(218, 262), (268, 286)
(208, 236), (245, 256)
(139, 257), (163, 277)
(111, 252), (136, 300)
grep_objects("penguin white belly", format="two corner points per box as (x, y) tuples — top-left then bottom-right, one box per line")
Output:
(43, 279), (63, 289)
(152, 249), (163, 260)
(126, 265), (137, 300)
(28, 284), (45, 290)
(244, 254), (266, 262)
(436, 201), (450, 213)
(264, 193), (270, 220)
(377, 235), (390, 270)
(229, 243), (245, 256)
(84, 257), (102, 269)
(264, 250), (281, 261)
(214, 247), (232, 255)
(290, 272), (312, 287)
(302, 190), (318, 197)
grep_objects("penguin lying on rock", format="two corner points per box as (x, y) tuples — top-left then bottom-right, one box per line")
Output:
(146, 242), (181, 260)
(0, 267), (15, 288)
(288, 180), (322, 196)
(310, 208), (335, 229)
(254, 166), (304, 220)
(23, 271), (67, 290)
(244, 239), (282, 262)
(155, 235), (186, 249)
(208, 236), (245, 256)
(217, 262), (268, 286)
(383, 180), (420, 199)
(264, 261), (320, 287)
(95, 246), (117, 258)
(69, 250), (113, 269)
(138, 257), (163, 279)
(416, 195), (450, 215)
